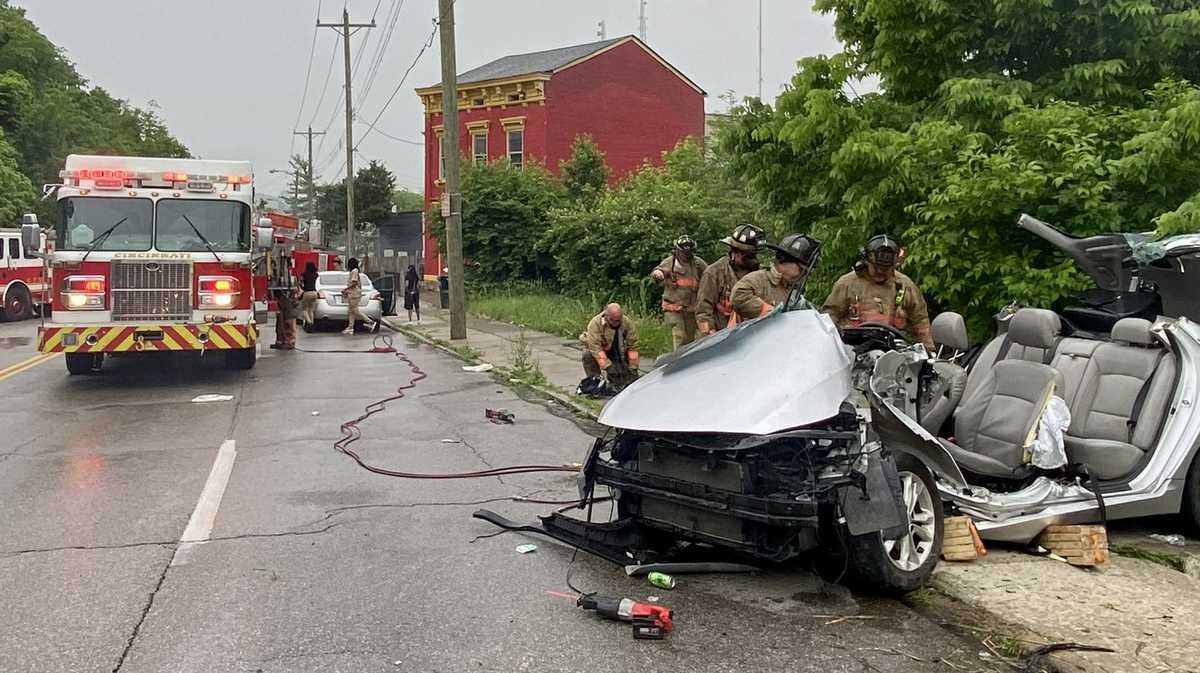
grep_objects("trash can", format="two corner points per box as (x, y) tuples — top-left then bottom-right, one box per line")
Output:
(438, 275), (449, 309)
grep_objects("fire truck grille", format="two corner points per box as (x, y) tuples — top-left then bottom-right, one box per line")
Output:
(110, 261), (192, 321)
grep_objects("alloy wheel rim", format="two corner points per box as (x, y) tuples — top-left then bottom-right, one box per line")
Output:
(881, 471), (936, 572)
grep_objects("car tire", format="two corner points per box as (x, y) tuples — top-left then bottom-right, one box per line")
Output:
(229, 347), (256, 370)
(1183, 451), (1200, 533)
(844, 453), (944, 594)
(65, 353), (101, 375)
(2, 285), (34, 321)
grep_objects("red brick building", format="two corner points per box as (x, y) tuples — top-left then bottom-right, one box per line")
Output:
(415, 35), (705, 275)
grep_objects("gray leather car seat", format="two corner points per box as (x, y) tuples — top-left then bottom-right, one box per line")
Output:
(965, 308), (1062, 400)
(921, 312), (969, 432)
(1065, 318), (1176, 480)
(940, 359), (1064, 480)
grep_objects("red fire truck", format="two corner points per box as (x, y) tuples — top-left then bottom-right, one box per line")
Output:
(24, 154), (277, 374)
(1, 217), (48, 320)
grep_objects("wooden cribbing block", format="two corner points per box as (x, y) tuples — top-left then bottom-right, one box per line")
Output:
(1036, 524), (1109, 566)
(942, 516), (986, 561)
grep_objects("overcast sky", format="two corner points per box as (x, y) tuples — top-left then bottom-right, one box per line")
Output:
(21, 0), (845, 197)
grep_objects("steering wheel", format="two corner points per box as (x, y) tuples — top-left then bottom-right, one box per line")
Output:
(839, 321), (909, 353)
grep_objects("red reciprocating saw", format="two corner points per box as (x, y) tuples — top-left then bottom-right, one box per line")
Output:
(577, 594), (674, 639)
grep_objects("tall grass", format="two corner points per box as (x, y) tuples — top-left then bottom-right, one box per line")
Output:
(469, 281), (673, 356)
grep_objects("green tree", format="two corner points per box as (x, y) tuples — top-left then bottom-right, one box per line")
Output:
(280, 154), (316, 219)
(0, 2), (190, 226)
(431, 158), (566, 283)
(559, 134), (609, 209)
(0, 129), (35, 224)
(355, 160), (396, 225)
(391, 187), (424, 212)
(542, 139), (755, 306)
(723, 0), (1200, 332)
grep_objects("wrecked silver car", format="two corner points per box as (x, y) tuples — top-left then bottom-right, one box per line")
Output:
(478, 213), (1200, 594)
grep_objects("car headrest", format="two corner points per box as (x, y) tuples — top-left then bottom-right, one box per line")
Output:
(932, 312), (969, 352)
(1111, 317), (1155, 346)
(1008, 308), (1061, 349)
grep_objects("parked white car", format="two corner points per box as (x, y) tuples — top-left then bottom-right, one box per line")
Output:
(306, 271), (383, 331)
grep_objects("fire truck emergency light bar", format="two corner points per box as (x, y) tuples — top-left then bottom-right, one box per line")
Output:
(60, 169), (253, 190)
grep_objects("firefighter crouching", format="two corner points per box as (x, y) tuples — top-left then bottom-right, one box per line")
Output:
(731, 233), (823, 322)
(821, 234), (934, 349)
(578, 303), (640, 395)
(651, 235), (707, 350)
(696, 224), (765, 335)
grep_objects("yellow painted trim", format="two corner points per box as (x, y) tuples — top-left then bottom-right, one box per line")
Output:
(0, 352), (58, 381)
(465, 120), (490, 130)
(499, 116), (527, 128)
(415, 74), (550, 97)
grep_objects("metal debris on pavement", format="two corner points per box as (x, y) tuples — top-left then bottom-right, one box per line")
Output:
(486, 408), (515, 424)
(462, 363), (494, 372)
(1149, 533), (1187, 546)
(311, 410), (320, 416)
(440, 438), (462, 444)
(191, 394), (234, 403)
(515, 544), (537, 554)
(647, 572), (676, 590)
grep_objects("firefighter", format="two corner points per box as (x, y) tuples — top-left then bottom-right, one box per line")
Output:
(579, 303), (640, 394)
(650, 235), (707, 350)
(821, 234), (934, 349)
(696, 224), (765, 335)
(731, 233), (822, 322)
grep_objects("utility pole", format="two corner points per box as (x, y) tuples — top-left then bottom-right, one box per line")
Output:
(757, 0), (763, 99)
(294, 126), (326, 223)
(317, 9), (374, 258)
(597, 20), (606, 40)
(439, 0), (466, 340)
(638, 0), (647, 41)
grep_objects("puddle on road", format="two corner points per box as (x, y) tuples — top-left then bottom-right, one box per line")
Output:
(0, 336), (31, 349)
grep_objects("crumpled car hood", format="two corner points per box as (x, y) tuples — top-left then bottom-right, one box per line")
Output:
(597, 309), (852, 435)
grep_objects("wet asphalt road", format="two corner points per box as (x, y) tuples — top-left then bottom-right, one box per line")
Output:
(0, 317), (1004, 673)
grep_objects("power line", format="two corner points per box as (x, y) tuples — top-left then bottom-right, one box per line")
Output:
(357, 0), (407, 107)
(355, 17), (438, 150)
(307, 35), (340, 128)
(356, 121), (422, 145)
(292, 0), (324, 139)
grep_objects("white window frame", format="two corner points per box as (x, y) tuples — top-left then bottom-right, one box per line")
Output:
(506, 127), (524, 169)
(472, 132), (488, 166)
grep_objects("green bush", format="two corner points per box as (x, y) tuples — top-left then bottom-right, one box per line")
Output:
(541, 140), (756, 311)
(469, 281), (673, 357)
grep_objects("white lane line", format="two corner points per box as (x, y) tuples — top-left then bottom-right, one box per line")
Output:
(171, 439), (237, 567)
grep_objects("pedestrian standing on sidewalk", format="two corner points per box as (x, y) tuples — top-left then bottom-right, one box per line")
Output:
(403, 264), (421, 322)
(299, 262), (319, 328)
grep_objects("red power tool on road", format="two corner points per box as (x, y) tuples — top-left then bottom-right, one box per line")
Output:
(577, 594), (674, 639)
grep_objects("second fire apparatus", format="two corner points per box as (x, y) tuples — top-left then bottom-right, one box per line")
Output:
(26, 155), (275, 374)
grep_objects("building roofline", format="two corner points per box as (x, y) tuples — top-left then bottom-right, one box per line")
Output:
(555, 36), (705, 96)
(414, 35), (705, 98)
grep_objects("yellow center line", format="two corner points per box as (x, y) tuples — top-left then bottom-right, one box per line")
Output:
(0, 352), (60, 381)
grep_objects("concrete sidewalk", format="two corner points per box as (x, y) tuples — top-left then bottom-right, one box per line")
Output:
(381, 293), (604, 403)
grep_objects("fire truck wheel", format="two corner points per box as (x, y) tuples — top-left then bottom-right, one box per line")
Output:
(2, 285), (34, 321)
(230, 347), (257, 370)
(65, 353), (102, 375)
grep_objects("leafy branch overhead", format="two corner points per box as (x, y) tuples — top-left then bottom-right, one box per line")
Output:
(723, 0), (1200, 332)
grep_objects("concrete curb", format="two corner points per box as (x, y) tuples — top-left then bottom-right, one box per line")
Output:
(381, 316), (602, 421)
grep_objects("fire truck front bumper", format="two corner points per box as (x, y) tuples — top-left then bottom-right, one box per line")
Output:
(38, 323), (258, 354)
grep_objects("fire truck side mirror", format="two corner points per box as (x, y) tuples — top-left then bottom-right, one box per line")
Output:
(255, 218), (275, 251)
(21, 214), (42, 254)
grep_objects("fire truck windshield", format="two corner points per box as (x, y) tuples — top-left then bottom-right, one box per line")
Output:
(56, 197), (153, 251)
(156, 200), (250, 252)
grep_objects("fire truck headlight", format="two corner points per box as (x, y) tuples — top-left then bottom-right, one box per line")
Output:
(62, 275), (106, 310)
(198, 276), (240, 309)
